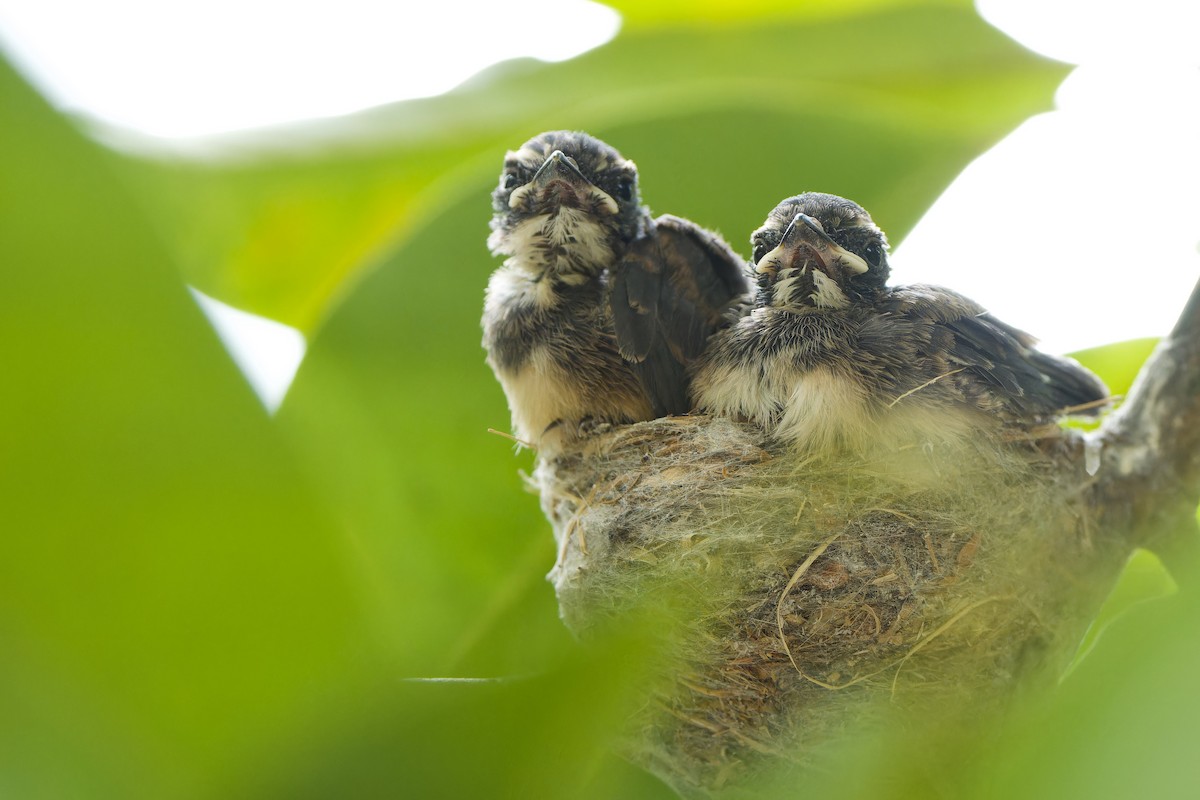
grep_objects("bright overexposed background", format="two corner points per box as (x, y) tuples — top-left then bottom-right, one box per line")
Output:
(0, 0), (1196, 410)
(895, 0), (1200, 356)
(0, 0), (621, 138)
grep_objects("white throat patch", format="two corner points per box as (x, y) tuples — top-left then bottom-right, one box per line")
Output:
(491, 210), (614, 277)
(770, 265), (849, 310)
(811, 270), (849, 309)
(772, 266), (805, 307)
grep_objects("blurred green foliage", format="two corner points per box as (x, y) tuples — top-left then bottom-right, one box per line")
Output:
(119, 0), (1064, 334)
(2, 0), (1197, 798)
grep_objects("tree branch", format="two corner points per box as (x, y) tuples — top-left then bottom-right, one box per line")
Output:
(1096, 276), (1200, 565)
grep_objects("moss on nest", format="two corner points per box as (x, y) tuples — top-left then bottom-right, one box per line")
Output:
(533, 415), (1131, 796)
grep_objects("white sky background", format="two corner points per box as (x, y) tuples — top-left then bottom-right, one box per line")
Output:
(0, 0), (1196, 410)
(893, 0), (1200, 356)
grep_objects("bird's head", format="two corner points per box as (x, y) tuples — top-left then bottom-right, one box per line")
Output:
(750, 193), (890, 310)
(488, 130), (649, 279)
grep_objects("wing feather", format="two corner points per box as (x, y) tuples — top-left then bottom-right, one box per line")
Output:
(610, 215), (751, 416)
(882, 285), (1110, 418)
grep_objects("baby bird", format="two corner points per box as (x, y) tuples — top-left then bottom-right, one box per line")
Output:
(691, 192), (1109, 452)
(483, 131), (749, 453)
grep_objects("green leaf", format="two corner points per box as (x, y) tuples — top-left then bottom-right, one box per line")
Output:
(608, 0), (937, 26)
(950, 572), (1200, 800)
(256, 639), (679, 800)
(119, 0), (1067, 332)
(20, 1), (1178, 797)
(1063, 548), (1178, 678)
(0, 58), (374, 798)
(1071, 337), (1160, 398)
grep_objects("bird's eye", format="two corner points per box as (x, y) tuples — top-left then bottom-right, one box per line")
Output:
(753, 243), (770, 264)
(615, 177), (635, 202)
(502, 172), (521, 191)
(862, 241), (884, 267)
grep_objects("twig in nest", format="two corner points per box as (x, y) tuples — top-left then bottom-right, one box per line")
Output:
(657, 700), (724, 734)
(792, 497), (808, 524)
(888, 595), (1011, 697)
(487, 427), (534, 449)
(864, 507), (920, 523)
(556, 484), (599, 564)
(887, 369), (966, 408)
(923, 532), (942, 574)
(726, 726), (785, 757)
(775, 531), (845, 689)
(1062, 396), (1121, 415)
(859, 604), (882, 636)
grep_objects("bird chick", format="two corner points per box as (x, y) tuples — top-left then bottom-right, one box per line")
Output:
(483, 130), (749, 453)
(691, 192), (1109, 452)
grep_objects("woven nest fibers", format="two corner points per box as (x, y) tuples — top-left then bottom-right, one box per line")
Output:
(532, 415), (1130, 797)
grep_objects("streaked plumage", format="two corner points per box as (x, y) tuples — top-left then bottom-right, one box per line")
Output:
(691, 192), (1109, 451)
(482, 131), (749, 452)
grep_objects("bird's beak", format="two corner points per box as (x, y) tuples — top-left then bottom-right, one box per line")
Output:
(755, 216), (800, 275)
(509, 150), (619, 214)
(533, 150), (587, 185)
(755, 214), (869, 276)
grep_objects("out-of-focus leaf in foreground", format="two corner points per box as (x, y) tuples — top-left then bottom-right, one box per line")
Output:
(12, 0), (1197, 796)
(939, 554), (1200, 800)
(0, 59), (372, 798)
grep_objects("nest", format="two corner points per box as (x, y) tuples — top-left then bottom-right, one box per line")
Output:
(532, 415), (1129, 797)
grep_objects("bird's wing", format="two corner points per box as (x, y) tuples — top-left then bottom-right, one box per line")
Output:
(882, 285), (1110, 418)
(610, 214), (751, 416)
